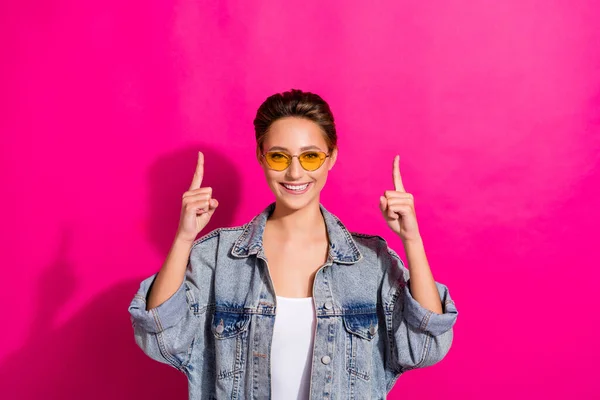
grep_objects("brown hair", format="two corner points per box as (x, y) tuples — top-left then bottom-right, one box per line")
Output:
(254, 89), (337, 153)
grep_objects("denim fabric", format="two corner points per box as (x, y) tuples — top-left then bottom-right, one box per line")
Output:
(129, 203), (458, 399)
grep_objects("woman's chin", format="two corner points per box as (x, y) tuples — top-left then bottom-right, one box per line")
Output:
(275, 192), (319, 211)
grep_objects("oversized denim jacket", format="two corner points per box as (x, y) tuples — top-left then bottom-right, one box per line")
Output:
(129, 203), (458, 399)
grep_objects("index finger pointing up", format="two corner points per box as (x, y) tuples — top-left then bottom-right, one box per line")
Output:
(190, 151), (204, 190)
(393, 155), (405, 192)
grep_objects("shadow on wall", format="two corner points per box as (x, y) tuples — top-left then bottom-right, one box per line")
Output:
(0, 146), (241, 399)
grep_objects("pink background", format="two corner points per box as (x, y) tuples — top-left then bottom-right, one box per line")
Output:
(1, 1), (599, 399)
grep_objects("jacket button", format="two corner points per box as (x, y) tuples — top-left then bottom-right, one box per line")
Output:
(216, 325), (224, 334)
(321, 355), (331, 365)
(324, 301), (333, 310)
(369, 326), (377, 336)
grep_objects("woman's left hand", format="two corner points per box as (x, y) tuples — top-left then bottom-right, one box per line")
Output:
(379, 155), (421, 242)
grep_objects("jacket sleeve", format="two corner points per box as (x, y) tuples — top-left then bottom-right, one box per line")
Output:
(128, 233), (217, 371)
(380, 244), (458, 372)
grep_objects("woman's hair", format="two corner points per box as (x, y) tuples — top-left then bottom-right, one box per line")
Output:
(254, 89), (337, 153)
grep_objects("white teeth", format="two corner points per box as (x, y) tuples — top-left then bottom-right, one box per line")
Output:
(282, 183), (309, 191)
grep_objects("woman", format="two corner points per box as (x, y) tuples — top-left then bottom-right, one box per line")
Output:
(129, 89), (458, 399)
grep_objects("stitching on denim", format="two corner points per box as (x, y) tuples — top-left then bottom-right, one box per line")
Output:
(329, 213), (362, 263)
(232, 208), (268, 256)
(345, 326), (353, 374)
(414, 332), (433, 368)
(347, 367), (370, 381)
(156, 331), (184, 371)
(215, 306), (255, 313)
(346, 335), (372, 381)
(350, 232), (382, 238)
(191, 225), (248, 254)
(181, 337), (195, 371)
(252, 327), (260, 397)
(151, 308), (164, 332)
(184, 284), (207, 316)
(212, 324), (250, 339)
(220, 226), (246, 231)
(386, 284), (401, 314)
(212, 306), (275, 315)
(217, 368), (243, 380)
(342, 314), (379, 340)
(231, 224), (251, 254)
(184, 282), (195, 303)
(134, 293), (146, 303)
(191, 229), (220, 248)
(420, 310), (433, 332)
(384, 302), (398, 372)
(336, 307), (378, 316)
(231, 333), (243, 399)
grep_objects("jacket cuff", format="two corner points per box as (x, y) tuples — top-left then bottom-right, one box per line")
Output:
(402, 281), (458, 336)
(128, 274), (188, 334)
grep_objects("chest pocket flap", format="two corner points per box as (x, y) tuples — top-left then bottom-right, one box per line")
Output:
(343, 312), (379, 340)
(211, 310), (251, 339)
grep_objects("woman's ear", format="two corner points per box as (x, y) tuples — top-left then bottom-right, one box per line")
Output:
(328, 147), (338, 170)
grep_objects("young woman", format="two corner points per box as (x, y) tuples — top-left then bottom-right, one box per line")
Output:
(129, 89), (458, 399)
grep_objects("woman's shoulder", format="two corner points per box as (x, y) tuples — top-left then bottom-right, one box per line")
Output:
(190, 224), (248, 249)
(349, 231), (403, 261)
(348, 231), (384, 250)
(348, 231), (389, 246)
(190, 205), (272, 252)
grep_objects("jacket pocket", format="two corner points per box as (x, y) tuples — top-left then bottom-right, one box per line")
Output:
(211, 310), (251, 380)
(343, 312), (378, 381)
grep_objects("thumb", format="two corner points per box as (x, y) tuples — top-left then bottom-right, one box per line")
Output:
(209, 198), (219, 210)
(379, 196), (387, 213)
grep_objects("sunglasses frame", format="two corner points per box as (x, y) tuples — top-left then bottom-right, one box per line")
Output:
(261, 150), (331, 171)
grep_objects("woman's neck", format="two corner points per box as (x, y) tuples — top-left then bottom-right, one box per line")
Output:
(268, 200), (326, 238)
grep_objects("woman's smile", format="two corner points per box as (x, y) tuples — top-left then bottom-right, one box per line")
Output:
(280, 182), (312, 194)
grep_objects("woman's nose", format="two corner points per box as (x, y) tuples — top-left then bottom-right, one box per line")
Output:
(285, 156), (303, 180)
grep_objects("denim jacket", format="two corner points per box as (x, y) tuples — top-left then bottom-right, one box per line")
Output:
(129, 203), (458, 399)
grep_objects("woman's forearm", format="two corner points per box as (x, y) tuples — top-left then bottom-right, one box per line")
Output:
(146, 237), (195, 310)
(403, 236), (443, 314)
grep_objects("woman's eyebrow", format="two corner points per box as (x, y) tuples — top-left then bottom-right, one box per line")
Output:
(267, 146), (289, 152)
(267, 145), (323, 152)
(300, 145), (322, 151)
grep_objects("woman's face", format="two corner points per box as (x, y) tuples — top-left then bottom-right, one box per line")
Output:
(259, 117), (337, 212)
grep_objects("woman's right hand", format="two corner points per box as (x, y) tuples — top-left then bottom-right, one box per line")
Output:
(176, 152), (219, 243)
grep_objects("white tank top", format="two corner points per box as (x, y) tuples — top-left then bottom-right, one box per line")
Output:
(271, 296), (316, 400)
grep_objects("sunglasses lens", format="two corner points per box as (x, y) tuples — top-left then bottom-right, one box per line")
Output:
(299, 151), (326, 171)
(265, 152), (290, 171)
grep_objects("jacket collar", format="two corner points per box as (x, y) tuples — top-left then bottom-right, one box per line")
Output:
(231, 203), (362, 264)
